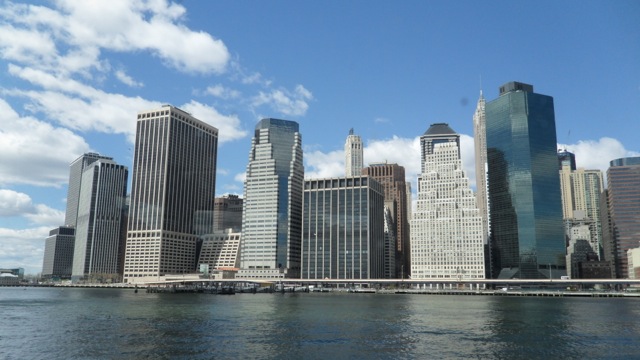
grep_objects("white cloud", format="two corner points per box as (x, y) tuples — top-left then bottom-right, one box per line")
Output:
(374, 117), (390, 124)
(0, 0), (230, 75)
(234, 172), (246, 183)
(26, 204), (65, 227)
(559, 137), (640, 174)
(0, 98), (90, 187)
(180, 100), (248, 144)
(206, 84), (240, 99)
(252, 84), (314, 117)
(0, 189), (64, 226)
(304, 149), (345, 179)
(0, 189), (32, 216)
(7, 64), (161, 142)
(0, 226), (51, 275)
(115, 69), (143, 87)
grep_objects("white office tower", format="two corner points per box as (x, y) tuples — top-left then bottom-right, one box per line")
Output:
(472, 91), (490, 244)
(198, 229), (241, 270)
(238, 119), (303, 279)
(123, 105), (218, 283)
(72, 158), (128, 282)
(410, 123), (485, 280)
(345, 128), (363, 177)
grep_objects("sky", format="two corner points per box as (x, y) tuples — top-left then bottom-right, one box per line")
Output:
(1, 0), (639, 275)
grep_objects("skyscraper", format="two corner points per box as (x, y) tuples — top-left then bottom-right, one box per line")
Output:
(485, 81), (565, 279)
(42, 226), (75, 280)
(65, 153), (113, 227)
(473, 91), (490, 246)
(558, 149), (577, 171)
(345, 128), (363, 177)
(559, 154), (604, 264)
(301, 176), (385, 279)
(410, 123), (485, 280)
(213, 194), (243, 233)
(123, 105), (218, 283)
(239, 118), (303, 279)
(72, 158), (128, 282)
(603, 157), (640, 278)
(362, 162), (410, 278)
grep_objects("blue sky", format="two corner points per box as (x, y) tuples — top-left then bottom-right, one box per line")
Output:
(1, 0), (638, 274)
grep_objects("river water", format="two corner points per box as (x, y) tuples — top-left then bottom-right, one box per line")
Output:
(1, 287), (639, 359)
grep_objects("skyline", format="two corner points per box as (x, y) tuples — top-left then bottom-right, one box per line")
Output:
(1, 1), (639, 274)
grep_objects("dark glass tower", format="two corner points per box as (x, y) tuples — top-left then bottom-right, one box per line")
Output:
(486, 82), (566, 279)
(558, 149), (576, 171)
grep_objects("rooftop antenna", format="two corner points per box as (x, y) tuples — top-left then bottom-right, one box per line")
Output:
(349, 128), (354, 135)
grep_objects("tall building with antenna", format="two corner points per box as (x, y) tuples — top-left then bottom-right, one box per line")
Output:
(473, 90), (490, 247)
(345, 128), (363, 177)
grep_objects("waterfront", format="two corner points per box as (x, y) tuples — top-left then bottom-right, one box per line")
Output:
(1, 288), (639, 359)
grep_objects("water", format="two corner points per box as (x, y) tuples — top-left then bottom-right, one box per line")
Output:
(1, 288), (639, 359)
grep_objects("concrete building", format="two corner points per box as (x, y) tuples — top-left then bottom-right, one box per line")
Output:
(345, 128), (363, 177)
(239, 119), (303, 279)
(603, 157), (640, 278)
(42, 226), (75, 279)
(198, 229), (241, 270)
(473, 91), (490, 247)
(362, 162), (410, 278)
(559, 151), (604, 260)
(301, 176), (385, 279)
(627, 246), (640, 279)
(72, 158), (128, 282)
(485, 82), (565, 279)
(410, 123), (485, 280)
(124, 105), (218, 283)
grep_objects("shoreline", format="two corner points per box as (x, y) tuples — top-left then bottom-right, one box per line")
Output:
(3, 283), (640, 298)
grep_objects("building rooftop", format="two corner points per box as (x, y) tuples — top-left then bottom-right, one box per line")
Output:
(423, 123), (456, 136)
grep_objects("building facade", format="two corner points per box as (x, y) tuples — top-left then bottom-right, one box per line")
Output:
(239, 118), (303, 279)
(65, 153), (114, 227)
(473, 91), (490, 246)
(362, 162), (410, 278)
(198, 229), (241, 270)
(485, 82), (566, 279)
(345, 128), (363, 177)
(123, 105), (218, 283)
(42, 226), (75, 279)
(604, 157), (640, 278)
(72, 158), (128, 282)
(559, 156), (604, 265)
(213, 194), (243, 233)
(301, 176), (385, 279)
(410, 123), (485, 280)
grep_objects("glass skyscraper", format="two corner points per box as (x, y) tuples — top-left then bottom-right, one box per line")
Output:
(301, 176), (385, 279)
(72, 158), (128, 282)
(239, 118), (303, 279)
(485, 82), (565, 279)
